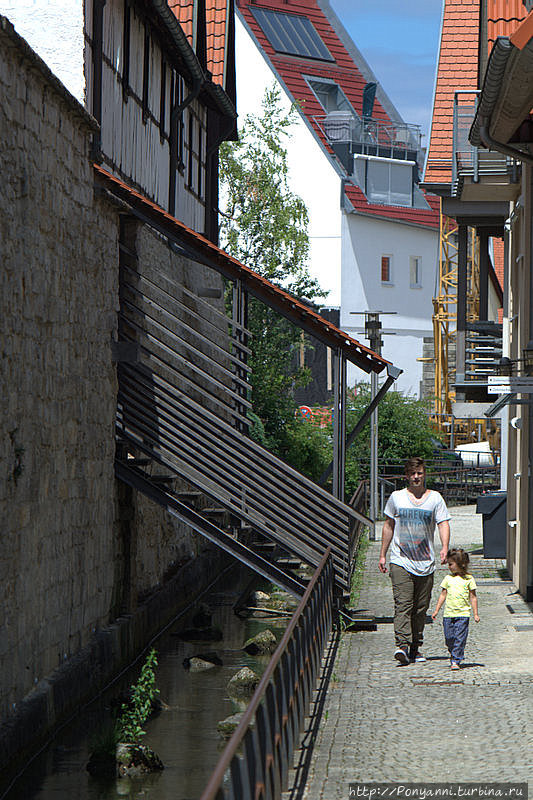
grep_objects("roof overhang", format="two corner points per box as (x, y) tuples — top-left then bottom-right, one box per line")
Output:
(470, 28), (533, 155)
(149, 0), (236, 120)
(94, 165), (391, 375)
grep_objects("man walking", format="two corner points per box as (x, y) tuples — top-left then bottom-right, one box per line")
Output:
(379, 456), (450, 664)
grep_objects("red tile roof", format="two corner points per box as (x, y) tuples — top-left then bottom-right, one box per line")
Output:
(168, 0), (194, 44)
(425, 0), (527, 185)
(488, 0), (527, 47)
(425, 0), (480, 185)
(206, 0), (229, 86)
(238, 0), (438, 228)
(169, 0), (230, 87)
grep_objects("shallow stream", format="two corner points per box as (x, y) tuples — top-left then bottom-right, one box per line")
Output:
(1, 565), (293, 800)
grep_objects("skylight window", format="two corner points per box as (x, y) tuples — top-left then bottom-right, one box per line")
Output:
(250, 8), (334, 61)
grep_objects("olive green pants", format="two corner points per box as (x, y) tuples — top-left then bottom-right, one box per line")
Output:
(390, 564), (434, 650)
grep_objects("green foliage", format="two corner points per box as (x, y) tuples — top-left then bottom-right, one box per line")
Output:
(220, 86), (326, 464)
(343, 384), (436, 495)
(116, 649), (159, 745)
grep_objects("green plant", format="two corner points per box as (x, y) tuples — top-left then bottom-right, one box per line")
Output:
(116, 649), (159, 745)
(350, 529), (370, 607)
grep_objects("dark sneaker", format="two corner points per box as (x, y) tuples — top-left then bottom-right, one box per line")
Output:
(394, 647), (409, 665)
(409, 650), (426, 662)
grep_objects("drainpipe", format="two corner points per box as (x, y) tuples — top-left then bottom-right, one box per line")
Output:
(479, 124), (533, 167)
(527, 166), (533, 601)
(91, 0), (106, 160)
(168, 77), (204, 217)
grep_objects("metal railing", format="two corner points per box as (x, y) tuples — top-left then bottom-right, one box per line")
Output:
(313, 113), (421, 162)
(200, 550), (335, 800)
(452, 90), (512, 194)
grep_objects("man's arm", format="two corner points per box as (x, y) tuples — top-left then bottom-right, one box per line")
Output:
(437, 519), (450, 564)
(378, 516), (395, 573)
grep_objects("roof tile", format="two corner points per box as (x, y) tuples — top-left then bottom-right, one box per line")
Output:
(238, 0), (438, 227)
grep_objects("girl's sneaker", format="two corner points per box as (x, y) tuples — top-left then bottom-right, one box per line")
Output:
(451, 662), (460, 670)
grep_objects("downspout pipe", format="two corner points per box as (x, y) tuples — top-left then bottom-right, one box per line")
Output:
(479, 124), (533, 167)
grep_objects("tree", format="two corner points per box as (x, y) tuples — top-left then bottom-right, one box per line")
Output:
(344, 384), (437, 495)
(219, 87), (325, 457)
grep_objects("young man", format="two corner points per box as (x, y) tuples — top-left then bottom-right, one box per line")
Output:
(379, 456), (450, 664)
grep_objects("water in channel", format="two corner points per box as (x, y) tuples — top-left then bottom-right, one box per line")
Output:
(2, 564), (294, 800)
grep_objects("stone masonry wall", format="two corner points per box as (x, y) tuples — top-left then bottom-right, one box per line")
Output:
(0, 20), (119, 718)
(0, 17), (233, 764)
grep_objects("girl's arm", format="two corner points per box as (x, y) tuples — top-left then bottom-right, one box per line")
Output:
(470, 589), (480, 622)
(432, 589), (447, 619)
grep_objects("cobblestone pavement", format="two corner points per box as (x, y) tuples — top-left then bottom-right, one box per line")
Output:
(301, 505), (533, 798)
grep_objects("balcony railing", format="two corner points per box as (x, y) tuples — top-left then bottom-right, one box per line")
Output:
(452, 90), (514, 195)
(314, 113), (422, 164)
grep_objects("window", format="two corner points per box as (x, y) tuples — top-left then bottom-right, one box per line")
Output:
(250, 7), (334, 61)
(410, 256), (422, 287)
(305, 76), (352, 113)
(381, 256), (392, 284)
(355, 156), (415, 208)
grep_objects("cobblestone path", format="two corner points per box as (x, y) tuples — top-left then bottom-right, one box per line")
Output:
(301, 505), (533, 798)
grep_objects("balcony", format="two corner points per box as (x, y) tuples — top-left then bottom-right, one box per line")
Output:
(314, 112), (422, 172)
(452, 90), (518, 200)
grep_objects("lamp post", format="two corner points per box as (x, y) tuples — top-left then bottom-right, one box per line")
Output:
(351, 310), (397, 539)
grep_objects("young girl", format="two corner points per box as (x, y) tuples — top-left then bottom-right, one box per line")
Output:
(431, 548), (480, 669)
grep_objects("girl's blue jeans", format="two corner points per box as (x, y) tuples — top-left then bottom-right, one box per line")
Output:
(443, 617), (470, 664)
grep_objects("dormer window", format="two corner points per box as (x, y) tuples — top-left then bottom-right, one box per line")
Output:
(250, 8), (334, 61)
(306, 77), (351, 113)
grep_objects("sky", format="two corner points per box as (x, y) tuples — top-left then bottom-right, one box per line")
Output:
(330, 0), (443, 143)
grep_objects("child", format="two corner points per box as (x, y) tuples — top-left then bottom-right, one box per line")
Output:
(431, 548), (480, 669)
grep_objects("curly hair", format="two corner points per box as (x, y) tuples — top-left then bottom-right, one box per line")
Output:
(447, 548), (470, 577)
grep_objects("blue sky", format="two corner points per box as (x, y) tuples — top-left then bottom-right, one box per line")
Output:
(330, 0), (443, 143)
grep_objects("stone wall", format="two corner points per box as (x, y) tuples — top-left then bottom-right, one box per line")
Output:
(0, 17), (230, 768)
(0, 17), (119, 719)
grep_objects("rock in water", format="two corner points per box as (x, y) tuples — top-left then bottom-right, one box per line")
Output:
(185, 657), (216, 672)
(115, 743), (164, 777)
(217, 712), (244, 739)
(226, 667), (260, 699)
(243, 629), (277, 655)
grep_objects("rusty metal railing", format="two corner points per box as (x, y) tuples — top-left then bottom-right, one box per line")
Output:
(199, 550), (335, 800)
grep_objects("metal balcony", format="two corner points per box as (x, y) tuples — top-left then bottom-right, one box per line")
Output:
(452, 90), (517, 199)
(313, 112), (422, 172)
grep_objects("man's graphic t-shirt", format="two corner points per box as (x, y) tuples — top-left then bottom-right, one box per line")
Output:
(384, 488), (450, 576)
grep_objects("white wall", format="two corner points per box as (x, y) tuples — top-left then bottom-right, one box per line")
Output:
(236, 15), (342, 304)
(341, 212), (438, 396)
(0, 0), (84, 103)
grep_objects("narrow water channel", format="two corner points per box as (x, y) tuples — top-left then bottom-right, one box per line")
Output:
(2, 565), (293, 800)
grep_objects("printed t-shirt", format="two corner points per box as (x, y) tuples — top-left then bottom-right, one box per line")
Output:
(384, 488), (450, 576)
(441, 573), (477, 617)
